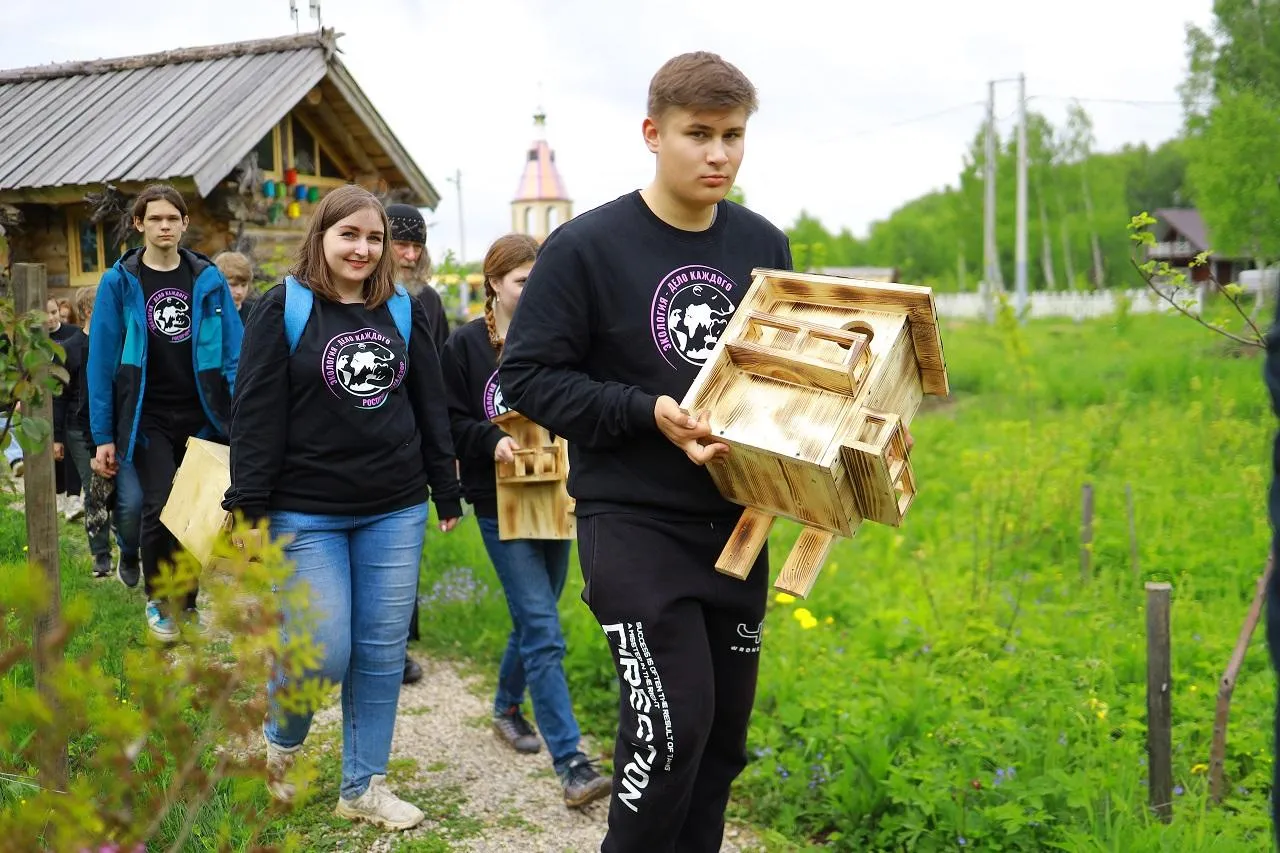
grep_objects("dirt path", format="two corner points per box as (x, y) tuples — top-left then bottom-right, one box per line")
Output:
(313, 656), (763, 853)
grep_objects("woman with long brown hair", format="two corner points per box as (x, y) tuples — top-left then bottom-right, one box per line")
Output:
(440, 233), (611, 809)
(224, 184), (462, 830)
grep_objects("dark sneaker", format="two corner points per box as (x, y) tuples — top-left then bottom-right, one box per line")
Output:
(402, 656), (424, 685)
(91, 554), (113, 578)
(117, 554), (140, 589)
(492, 706), (541, 754)
(560, 754), (611, 808)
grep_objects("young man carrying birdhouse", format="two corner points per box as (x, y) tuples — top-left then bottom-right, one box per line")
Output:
(500, 52), (792, 853)
(88, 184), (243, 644)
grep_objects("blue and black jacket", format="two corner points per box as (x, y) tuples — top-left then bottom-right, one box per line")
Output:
(87, 246), (243, 461)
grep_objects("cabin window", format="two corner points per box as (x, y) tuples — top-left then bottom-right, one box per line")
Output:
(66, 213), (140, 286)
(252, 126), (279, 174)
(286, 115), (349, 183)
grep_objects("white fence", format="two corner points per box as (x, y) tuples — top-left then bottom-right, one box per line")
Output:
(935, 289), (1177, 321)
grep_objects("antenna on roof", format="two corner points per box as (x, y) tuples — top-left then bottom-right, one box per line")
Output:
(289, 0), (299, 32)
(309, 0), (323, 30)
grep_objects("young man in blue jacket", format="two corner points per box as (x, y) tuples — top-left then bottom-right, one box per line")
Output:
(88, 184), (243, 643)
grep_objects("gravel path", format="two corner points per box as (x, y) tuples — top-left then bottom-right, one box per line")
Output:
(312, 656), (764, 853)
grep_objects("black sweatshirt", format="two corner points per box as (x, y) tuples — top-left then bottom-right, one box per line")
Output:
(222, 283), (462, 523)
(139, 259), (202, 414)
(50, 323), (87, 445)
(416, 285), (451, 355)
(441, 318), (508, 517)
(500, 191), (792, 520)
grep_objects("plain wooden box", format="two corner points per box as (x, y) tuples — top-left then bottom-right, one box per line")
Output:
(493, 410), (575, 541)
(159, 437), (232, 570)
(680, 268), (949, 598)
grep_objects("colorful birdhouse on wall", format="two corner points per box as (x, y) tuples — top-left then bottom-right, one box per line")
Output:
(679, 268), (949, 599)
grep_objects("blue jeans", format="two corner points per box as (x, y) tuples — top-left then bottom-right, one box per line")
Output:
(477, 516), (581, 771)
(113, 460), (143, 558)
(265, 502), (428, 800)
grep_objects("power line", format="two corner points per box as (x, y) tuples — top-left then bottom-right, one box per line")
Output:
(844, 100), (987, 139)
(1030, 95), (1205, 108)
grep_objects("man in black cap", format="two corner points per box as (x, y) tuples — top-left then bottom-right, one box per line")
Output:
(387, 203), (450, 353)
(386, 201), (452, 685)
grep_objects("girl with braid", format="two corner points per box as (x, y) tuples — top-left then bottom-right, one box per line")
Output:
(440, 234), (611, 809)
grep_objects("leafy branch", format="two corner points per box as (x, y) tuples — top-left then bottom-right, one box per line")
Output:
(1127, 211), (1265, 349)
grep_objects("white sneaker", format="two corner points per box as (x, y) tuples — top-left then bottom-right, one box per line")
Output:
(335, 775), (425, 830)
(265, 739), (302, 803)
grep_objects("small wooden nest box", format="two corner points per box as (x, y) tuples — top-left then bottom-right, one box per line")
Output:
(680, 268), (949, 599)
(493, 410), (575, 541)
(160, 437), (232, 570)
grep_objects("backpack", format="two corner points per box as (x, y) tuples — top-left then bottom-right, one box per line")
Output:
(283, 275), (413, 355)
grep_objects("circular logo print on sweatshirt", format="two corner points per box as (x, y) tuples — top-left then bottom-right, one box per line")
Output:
(482, 369), (511, 421)
(146, 289), (192, 342)
(322, 328), (406, 410)
(650, 265), (738, 368)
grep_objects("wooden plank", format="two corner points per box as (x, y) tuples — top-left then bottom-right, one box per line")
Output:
(308, 100), (378, 173)
(774, 527), (837, 599)
(1145, 581), (1173, 823)
(715, 507), (775, 580)
(14, 263), (68, 790)
(704, 438), (851, 536)
(160, 437), (232, 569)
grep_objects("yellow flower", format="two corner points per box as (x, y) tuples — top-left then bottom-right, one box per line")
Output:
(1192, 763), (1208, 775)
(1190, 685), (1198, 692)
(799, 615), (818, 630)
(793, 607), (813, 623)
(1096, 710), (1107, 720)
(775, 593), (796, 605)
(824, 616), (834, 625)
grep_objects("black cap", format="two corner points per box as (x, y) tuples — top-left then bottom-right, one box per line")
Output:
(386, 203), (427, 244)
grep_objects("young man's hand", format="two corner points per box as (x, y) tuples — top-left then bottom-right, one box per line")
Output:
(654, 395), (729, 466)
(94, 442), (118, 477)
(439, 517), (461, 533)
(52, 442), (64, 461)
(493, 436), (520, 464)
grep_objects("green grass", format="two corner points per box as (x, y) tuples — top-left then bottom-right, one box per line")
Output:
(3, 308), (1277, 851)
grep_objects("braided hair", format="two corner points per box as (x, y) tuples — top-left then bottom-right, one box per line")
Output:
(481, 234), (540, 358)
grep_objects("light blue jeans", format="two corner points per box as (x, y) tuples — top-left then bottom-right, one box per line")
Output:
(265, 502), (428, 800)
(477, 516), (582, 772)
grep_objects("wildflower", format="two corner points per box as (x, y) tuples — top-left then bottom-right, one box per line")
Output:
(793, 608), (818, 629)
(971, 779), (982, 790)
(1191, 764), (1208, 775)
(1190, 685), (1198, 693)
(1096, 710), (1107, 720)
(958, 836), (968, 847)
(1174, 785), (1184, 796)
(775, 592), (796, 605)
(824, 616), (834, 625)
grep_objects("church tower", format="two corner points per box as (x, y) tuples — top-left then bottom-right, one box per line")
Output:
(511, 109), (572, 242)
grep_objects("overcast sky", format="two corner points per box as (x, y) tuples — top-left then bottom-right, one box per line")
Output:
(2, 0), (1213, 264)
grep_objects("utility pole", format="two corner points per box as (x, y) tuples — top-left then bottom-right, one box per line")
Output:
(447, 169), (468, 318)
(982, 80), (998, 322)
(1015, 72), (1028, 322)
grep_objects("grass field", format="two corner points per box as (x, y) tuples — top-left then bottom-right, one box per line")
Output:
(3, 307), (1277, 851)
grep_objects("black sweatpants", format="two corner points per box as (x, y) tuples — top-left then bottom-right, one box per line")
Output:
(579, 512), (768, 853)
(133, 409), (209, 610)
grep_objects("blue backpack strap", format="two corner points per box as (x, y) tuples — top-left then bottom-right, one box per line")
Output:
(283, 275), (313, 355)
(388, 284), (413, 349)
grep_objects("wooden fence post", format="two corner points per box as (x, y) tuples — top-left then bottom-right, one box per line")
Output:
(1145, 581), (1173, 823)
(13, 263), (67, 790)
(1080, 483), (1094, 582)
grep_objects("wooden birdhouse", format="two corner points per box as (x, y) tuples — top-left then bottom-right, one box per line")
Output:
(160, 437), (232, 570)
(679, 268), (949, 599)
(493, 410), (575, 541)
